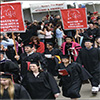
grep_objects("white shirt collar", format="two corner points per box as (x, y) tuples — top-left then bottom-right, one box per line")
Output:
(27, 51), (34, 56)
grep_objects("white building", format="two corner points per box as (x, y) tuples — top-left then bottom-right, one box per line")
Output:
(22, 1), (100, 22)
(1, 1), (100, 22)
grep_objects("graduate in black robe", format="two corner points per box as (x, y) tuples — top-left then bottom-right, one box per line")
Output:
(44, 42), (62, 76)
(0, 73), (31, 99)
(76, 39), (100, 94)
(15, 43), (47, 78)
(84, 21), (98, 41)
(58, 55), (92, 100)
(22, 60), (60, 99)
(0, 50), (20, 83)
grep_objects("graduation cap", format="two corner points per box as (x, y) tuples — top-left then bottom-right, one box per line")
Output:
(61, 55), (69, 59)
(46, 42), (53, 46)
(84, 39), (94, 43)
(0, 72), (14, 80)
(88, 21), (94, 24)
(0, 50), (5, 54)
(27, 58), (39, 70)
(24, 43), (33, 48)
(30, 58), (39, 65)
(94, 22), (98, 25)
(65, 35), (73, 39)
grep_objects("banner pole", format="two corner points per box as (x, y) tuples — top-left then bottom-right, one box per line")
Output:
(77, 37), (80, 44)
(12, 32), (18, 58)
(76, 29), (80, 44)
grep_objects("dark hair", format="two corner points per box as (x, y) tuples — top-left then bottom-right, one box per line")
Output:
(37, 25), (41, 30)
(31, 61), (39, 66)
(56, 24), (61, 28)
(38, 22), (42, 25)
(45, 26), (50, 31)
(30, 36), (40, 44)
(29, 62), (43, 72)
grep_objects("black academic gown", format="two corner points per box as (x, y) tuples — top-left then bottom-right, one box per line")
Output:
(0, 83), (31, 99)
(0, 59), (20, 83)
(22, 71), (60, 99)
(84, 28), (98, 40)
(6, 45), (18, 64)
(76, 48), (100, 87)
(58, 62), (92, 99)
(18, 52), (47, 78)
(44, 48), (62, 76)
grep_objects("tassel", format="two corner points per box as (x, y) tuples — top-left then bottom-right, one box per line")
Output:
(11, 75), (14, 83)
(27, 62), (31, 70)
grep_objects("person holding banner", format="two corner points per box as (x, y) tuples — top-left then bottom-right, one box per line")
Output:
(15, 43), (47, 78)
(0, 72), (31, 99)
(0, 33), (18, 63)
(0, 33), (14, 51)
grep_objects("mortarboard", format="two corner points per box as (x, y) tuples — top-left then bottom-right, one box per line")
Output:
(27, 58), (39, 70)
(61, 55), (69, 59)
(65, 35), (73, 39)
(94, 23), (98, 26)
(88, 21), (94, 24)
(24, 43), (33, 48)
(0, 72), (13, 80)
(84, 39), (94, 43)
(46, 42), (53, 46)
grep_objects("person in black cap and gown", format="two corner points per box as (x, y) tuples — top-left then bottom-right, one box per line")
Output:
(58, 55), (92, 100)
(76, 39), (100, 94)
(15, 43), (47, 79)
(22, 60), (60, 99)
(83, 21), (98, 41)
(0, 72), (31, 99)
(0, 50), (20, 83)
(44, 42), (62, 76)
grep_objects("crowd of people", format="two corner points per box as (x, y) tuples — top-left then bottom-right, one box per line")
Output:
(0, 9), (100, 100)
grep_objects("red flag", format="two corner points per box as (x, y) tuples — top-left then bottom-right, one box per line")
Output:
(0, 2), (25, 33)
(60, 8), (88, 30)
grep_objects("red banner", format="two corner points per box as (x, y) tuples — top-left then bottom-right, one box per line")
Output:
(0, 2), (25, 33)
(60, 8), (88, 30)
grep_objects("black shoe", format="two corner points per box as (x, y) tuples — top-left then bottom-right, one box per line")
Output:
(82, 80), (89, 84)
(92, 91), (98, 95)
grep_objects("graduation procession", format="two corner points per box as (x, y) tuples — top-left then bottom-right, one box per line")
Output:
(0, 0), (100, 100)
